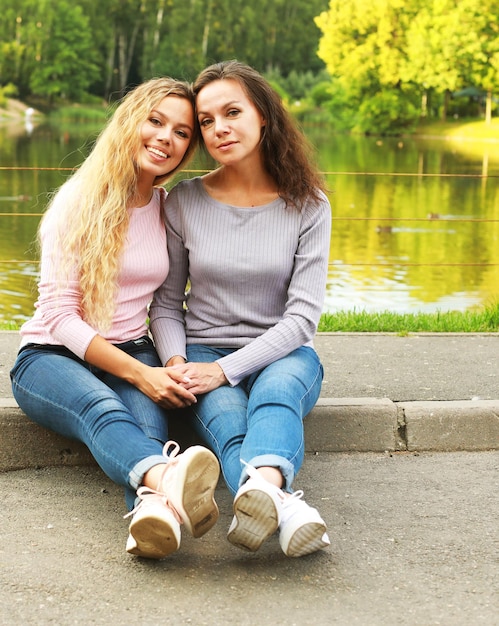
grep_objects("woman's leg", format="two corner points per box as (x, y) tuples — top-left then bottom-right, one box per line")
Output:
(241, 346), (324, 492)
(11, 342), (220, 558)
(226, 347), (328, 556)
(186, 345), (249, 495)
(100, 338), (169, 444)
(185, 345), (323, 495)
(10, 344), (167, 509)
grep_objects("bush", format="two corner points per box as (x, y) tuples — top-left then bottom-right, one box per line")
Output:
(266, 79), (290, 104)
(310, 81), (334, 107)
(356, 90), (419, 135)
(0, 82), (18, 108)
(2, 83), (18, 97)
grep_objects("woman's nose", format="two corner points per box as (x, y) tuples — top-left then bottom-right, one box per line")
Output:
(214, 118), (229, 135)
(157, 126), (172, 142)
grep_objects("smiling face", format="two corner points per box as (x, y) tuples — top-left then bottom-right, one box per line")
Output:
(195, 79), (265, 167)
(136, 95), (194, 187)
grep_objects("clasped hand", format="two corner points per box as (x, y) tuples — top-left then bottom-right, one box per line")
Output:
(170, 361), (228, 396)
(141, 361), (227, 410)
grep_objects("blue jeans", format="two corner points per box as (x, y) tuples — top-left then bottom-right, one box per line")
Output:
(10, 337), (169, 510)
(185, 345), (323, 496)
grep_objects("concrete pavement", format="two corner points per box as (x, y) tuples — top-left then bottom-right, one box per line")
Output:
(1, 331), (498, 625)
(1, 452), (498, 625)
(1, 331), (498, 470)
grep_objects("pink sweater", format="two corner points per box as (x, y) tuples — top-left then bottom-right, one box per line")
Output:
(20, 185), (168, 360)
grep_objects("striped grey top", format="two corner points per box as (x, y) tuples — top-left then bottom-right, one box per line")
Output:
(149, 176), (331, 386)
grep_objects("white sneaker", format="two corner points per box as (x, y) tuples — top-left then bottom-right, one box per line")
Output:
(125, 486), (181, 559)
(279, 490), (330, 557)
(227, 467), (284, 552)
(159, 441), (220, 538)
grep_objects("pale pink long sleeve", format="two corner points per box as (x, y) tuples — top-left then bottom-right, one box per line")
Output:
(20, 185), (169, 359)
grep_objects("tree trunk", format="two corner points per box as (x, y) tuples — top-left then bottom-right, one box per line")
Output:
(202, 0), (213, 59)
(104, 39), (116, 101)
(441, 89), (449, 121)
(118, 33), (127, 94)
(485, 90), (492, 124)
(421, 90), (428, 117)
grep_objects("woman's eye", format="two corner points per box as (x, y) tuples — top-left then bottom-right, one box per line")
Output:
(150, 117), (161, 125)
(227, 109), (240, 117)
(175, 130), (189, 139)
(200, 118), (213, 127)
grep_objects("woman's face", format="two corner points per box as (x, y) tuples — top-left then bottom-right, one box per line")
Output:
(137, 95), (194, 183)
(196, 79), (265, 166)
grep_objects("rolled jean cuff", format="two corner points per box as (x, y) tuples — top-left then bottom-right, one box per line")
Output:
(128, 454), (166, 491)
(242, 454), (296, 493)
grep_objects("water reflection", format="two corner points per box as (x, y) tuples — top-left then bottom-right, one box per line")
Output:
(0, 121), (498, 322)
(309, 130), (499, 315)
(327, 264), (484, 314)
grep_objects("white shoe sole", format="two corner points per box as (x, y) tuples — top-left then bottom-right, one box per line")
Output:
(227, 487), (280, 552)
(280, 522), (330, 557)
(126, 504), (180, 559)
(168, 446), (220, 538)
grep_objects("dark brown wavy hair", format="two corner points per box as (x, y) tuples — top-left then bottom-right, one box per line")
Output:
(193, 60), (326, 209)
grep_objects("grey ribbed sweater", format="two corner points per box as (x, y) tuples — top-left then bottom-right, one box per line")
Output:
(149, 177), (331, 386)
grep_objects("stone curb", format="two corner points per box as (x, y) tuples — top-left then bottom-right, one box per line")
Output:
(2, 397), (498, 472)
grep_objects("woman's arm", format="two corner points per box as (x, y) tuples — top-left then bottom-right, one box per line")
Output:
(85, 335), (196, 408)
(215, 193), (332, 386)
(149, 186), (190, 365)
(170, 192), (332, 393)
(36, 188), (196, 408)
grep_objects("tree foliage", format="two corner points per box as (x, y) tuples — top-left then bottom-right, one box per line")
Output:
(2, 0), (498, 135)
(28, 2), (100, 102)
(0, 0), (329, 102)
(316, 0), (499, 131)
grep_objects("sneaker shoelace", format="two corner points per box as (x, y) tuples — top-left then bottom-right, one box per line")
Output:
(123, 486), (182, 524)
(241, 462), (314, 528)
(279, 490), (306, 526)
(124, 440), (183, 523)
(241, 461), (285, 494)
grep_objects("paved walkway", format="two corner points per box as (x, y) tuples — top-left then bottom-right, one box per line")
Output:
(1, 452), (498, 625)
(1, 331), (498, 471)
(1, 331), (498, 625)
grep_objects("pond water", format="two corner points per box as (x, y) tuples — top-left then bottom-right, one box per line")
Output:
(308, 127), (499, 315)
(0, 118), (498, 324)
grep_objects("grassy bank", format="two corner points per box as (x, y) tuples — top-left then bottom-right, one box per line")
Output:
(318, 302), (499, 333)
(2, 302), (498, 333)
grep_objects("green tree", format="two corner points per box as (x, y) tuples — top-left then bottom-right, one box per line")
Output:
(28, 1), (99, 101)
(403, 0), (465, 119)
(404, 0), (499, 121)
(0, 1), (44, 97)
(463, 0), (499, 124)
(315, 0), (421, 132)
(316, 0), (499, 127)
(152, 0), (328, 80)
(315, 0), (417, 92)
(0, 0), (330, 102)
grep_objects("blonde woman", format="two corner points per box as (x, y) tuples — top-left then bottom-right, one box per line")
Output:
(10, 78), (220, 560)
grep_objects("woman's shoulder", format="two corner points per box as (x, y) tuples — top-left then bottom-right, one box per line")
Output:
(300, 188), (331, 214)
(166, 177), (206, 208)
(169, 176), (201, 195)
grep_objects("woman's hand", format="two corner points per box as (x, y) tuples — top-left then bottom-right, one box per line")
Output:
(170, 361), (228, 395)
(137, 365), (198, 409)
(84, 335), (197, 409)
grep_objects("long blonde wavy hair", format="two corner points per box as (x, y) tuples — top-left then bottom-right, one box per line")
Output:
(42, 78), (197, 331)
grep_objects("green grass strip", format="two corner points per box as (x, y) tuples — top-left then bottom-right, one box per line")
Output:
(318, 302), (499, 333)
(2, 302), (498, 333)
